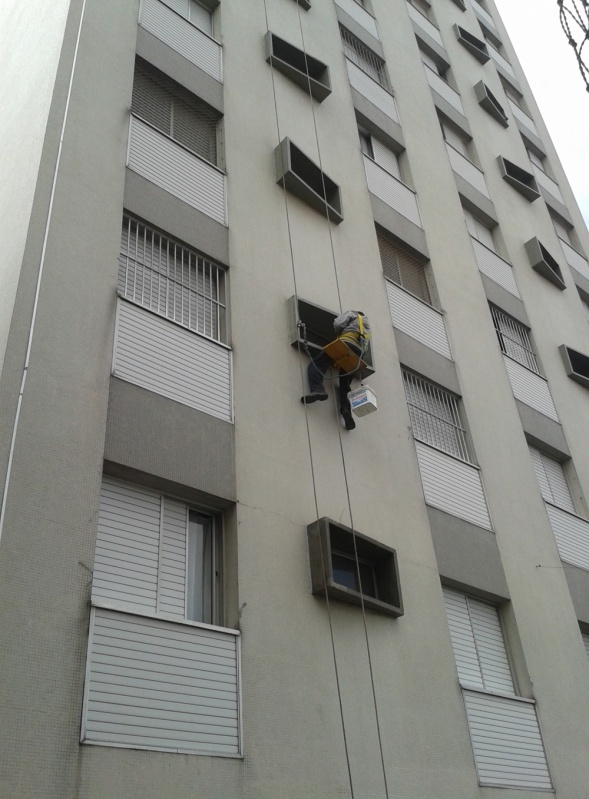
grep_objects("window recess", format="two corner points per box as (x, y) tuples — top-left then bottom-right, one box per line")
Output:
(474, 81), (508, 127)
(403, 370), (472, 462)
(340, 25), (391, 90)
(581, 627), (589, 660)
(294, 0), (311, 8)
(265, 32), (331, 102)
(454, 25), (490, 64)
(490, 305), (540, 374)
(448, 0), (466, 9)
(559, 345), (589, 389)
(119, 215), (227, 343)
(377, 228), (432, 304)
(132, 59), (222, 167)
(497, 156), (540, 202)
(307, 517), (403, 617)
(275, 138), (343, 223)
(525, 237), (566, 290)
(528, 445), (576, 514)
(161, 0), (216, 35)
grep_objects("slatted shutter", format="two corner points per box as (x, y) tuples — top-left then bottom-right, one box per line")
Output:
(528, 446), (576, 513)
(442, 122), (467, 156)
(378, 230), (432, 304)
(158, 498), (188, 618)
(464, 208), (495, 251)
(340, 25), (389, 89)
(552, 217), (571, 244)
(132, 60), (220, 165)
(371, 139), (401, 179)
(442, 587), (514, 693)
(490, 306), (539, 373)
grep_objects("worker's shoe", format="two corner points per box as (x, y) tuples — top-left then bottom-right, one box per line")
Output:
(341, 408), (356, 430)
(301, 392), (328, 404)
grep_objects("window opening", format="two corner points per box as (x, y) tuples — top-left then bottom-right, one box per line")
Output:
(187, 511), (222, 624)
(528, 446), (576, 514)
(377, 229), (432, 304)
(490, 305), (539, 373)
(332, 551), (378, 598)
(464, 208), (496, 251)
(403, 370), (472, 462)
(119, 215), (227, 342)
(340, 25), (390, 90)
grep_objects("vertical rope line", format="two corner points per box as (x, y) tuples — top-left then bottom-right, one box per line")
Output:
(294, 7), (390, 797)
(261, 2), (355, 795)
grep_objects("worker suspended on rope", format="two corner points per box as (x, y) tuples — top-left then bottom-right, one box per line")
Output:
(301, 310), (371, 431)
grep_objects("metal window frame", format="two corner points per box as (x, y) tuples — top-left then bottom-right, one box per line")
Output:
(490, 305), (540, 374)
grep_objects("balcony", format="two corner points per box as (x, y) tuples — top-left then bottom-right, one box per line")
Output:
(335, 0), (379, 38)
(424, 66), (465, 115)
(386, 281), (452, 358)
(502, 355), (559, 422)
(445, 143), (490, 198)
(407, 4), (444, 47)
(345, 60), (400, 122)
(558, 238), (589, 282)
(363, 154), (421, 227)
(545, 502), (589, 571)
(414, 442), (492, 530)
(128, 115), (227, 225)
(531, 164), (565, 205)
(470, 237), (520, 297)
(139, 0), (223, 82)
(507, 99), (539, 137)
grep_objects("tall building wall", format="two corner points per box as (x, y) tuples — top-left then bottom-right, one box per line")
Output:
(1, 1), (589, 797)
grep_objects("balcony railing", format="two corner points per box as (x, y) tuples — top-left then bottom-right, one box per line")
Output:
(335, 0), (379, 38)
(558, 238), (589, 281)
(407, 3), (443, 47)
(545, 502), (589, 571)
(139, 0), (223, 82)
(346, 60), (400, 122)
(424, 66), (465, 114)
(531, 164), (564, 205)
(128, 115), (227, 225)
(470, 238), (520, 297)
(445, 143), (490, 198)
(364, 154), (421, 227)
(386, 281), (452, 358)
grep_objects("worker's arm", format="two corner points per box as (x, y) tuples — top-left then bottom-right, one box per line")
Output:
(333, 310), (356, 334)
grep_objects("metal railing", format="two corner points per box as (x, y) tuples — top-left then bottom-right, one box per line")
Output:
(340, 25), (390, 90)
(490, 305), (539, 374)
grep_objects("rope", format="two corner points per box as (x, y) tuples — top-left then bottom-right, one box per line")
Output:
(558, 0), (589, 92)
(261, 2), (355, 795)
(293, 8), (391, 797)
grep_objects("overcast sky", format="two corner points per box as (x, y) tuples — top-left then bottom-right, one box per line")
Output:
(493, 0), (589, 226)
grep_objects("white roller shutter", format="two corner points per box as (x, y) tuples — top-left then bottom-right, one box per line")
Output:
(528, 446), (575, 513)
(158, 498), (189, 618)
(464, 208), (495, 251)
(372, 138), (401, 179)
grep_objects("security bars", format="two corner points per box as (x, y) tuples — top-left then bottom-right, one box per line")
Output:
(339, 25), (390, 90)
(490, 305), (539, 374)
(403, 370), (472, 462)
(119, 216), (226, 342)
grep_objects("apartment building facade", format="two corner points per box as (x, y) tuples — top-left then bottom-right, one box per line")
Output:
(1, 0), (589, 797)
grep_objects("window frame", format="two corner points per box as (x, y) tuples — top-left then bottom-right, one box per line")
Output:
(377, 228), (433, 306)
(339, 25), (391, 91)
(490, 305), (541, 375)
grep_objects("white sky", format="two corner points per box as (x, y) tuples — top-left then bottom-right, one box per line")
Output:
(493, 0), (589, 226)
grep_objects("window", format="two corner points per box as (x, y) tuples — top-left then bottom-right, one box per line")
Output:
(307, 517), (403, 617)
(454, 24), (490, 63)
(274, 138), (343, 223)
(528, 445), (576, 513)
(552, 214), (573, 245)
(265, 32), (331, 102)
(559, 345), (589, 389)
(490, 305), (540, 374)
(441, 120), (471, 159)
(527, 147), (545, 172)
(403, 370), (472, 462)
(377, 228), (432, 304)
(474, 80), (508, 127)
(581, 627), (589, 660)
(579, 291), (589, 322)
(359, 129), (401, 179)
(463, 207), (496, 251)
(119, 215), (227, 342)
(420, 49), (445, 77)
(525, 237), (566, 290)
(497, 156), (540, 202)
(132, 59), (221, 166)
(163, 0), (214, 36)
(340, 25), (390, 90)
(294, 0), (311, 8)
(82, 477), (239, 757)
(407, 0), (432, 18)
(443, 587), (552, 791)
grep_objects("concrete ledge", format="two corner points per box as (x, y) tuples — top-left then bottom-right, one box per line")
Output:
(571, 267), (589, 298)
(394, 329), (460, 394)
(539, 188), (574, 226)
(104, 377), (236, 506)
(136, 27), (223, 114)
(480, 273), (529, 325)
(516, 400), (570, 458)
(429, 90), (471, 137)
(369, 194), (429, 258)
(427, 506), (510, 601)
(454, 174), (496, 222)
(412, 26), (449, 68)
(124, 169), (229, 265)
(564, 562), (589, 625)
(353, 98), (405, 152)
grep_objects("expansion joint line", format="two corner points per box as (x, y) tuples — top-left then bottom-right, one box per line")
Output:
(295, 6), (391, 798)
(261, 1), (355, 796)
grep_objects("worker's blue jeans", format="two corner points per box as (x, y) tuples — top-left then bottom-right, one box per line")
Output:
(308, 343), (361, 412)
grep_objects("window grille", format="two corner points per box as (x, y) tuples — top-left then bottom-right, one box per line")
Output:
(490, 305), (539, 373)
(132, 60), (220, 165)
(403, 370), (472, 462)
(119, 215), (226, 342)
(377, 230), (432, 304)
(340, 26), (390, 90)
